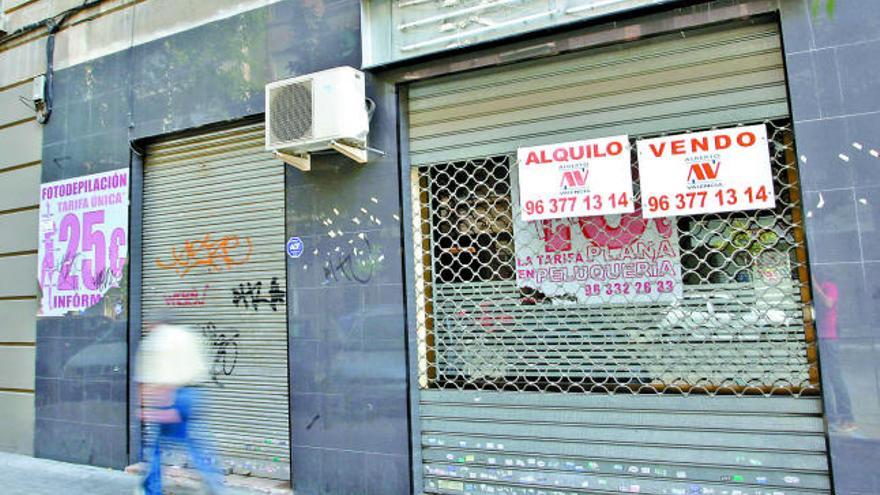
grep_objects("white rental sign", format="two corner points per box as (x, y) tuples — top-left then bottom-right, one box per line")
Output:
(637, 124), (776, 218)
(517, 135), (634, 221)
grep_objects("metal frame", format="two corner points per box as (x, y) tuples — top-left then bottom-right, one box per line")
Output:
(360, 0), (691, 68)
(381, 1), (781, 83)
(125, 114), (290, 473)
(127, 143), (145, 466)
(399, 84), (426, 495)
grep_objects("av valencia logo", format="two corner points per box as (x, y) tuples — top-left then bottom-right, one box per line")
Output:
(686, 158), (722, 190)
(559, 169), (589, 192)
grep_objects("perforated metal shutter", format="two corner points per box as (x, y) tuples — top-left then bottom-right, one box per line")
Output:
(407, 20), (831, 495)
(142, 123), (290, 479)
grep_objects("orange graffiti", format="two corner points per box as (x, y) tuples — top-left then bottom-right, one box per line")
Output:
(156, 233), (253, 278)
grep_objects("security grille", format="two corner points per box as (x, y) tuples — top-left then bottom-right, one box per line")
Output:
(411, 120), (831, 495)
(407, 19), (829, 495)
(411, 119), (817, 397)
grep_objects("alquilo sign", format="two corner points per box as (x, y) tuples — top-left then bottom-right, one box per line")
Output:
(517, 135), (634, 222)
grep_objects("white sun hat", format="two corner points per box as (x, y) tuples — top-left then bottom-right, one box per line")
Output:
(135, 324), (210, 386)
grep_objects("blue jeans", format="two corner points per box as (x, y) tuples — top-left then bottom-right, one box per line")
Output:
(142, 387), (223, 495)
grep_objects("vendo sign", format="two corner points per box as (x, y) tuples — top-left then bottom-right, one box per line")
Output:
(636, 124), (776, 218)
(517, 136), (634, 221)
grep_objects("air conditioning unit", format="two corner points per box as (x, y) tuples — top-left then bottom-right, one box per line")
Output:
(265, 66), (370, 171)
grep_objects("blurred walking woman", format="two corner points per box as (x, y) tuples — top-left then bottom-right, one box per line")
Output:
(135, 320), (225, 495)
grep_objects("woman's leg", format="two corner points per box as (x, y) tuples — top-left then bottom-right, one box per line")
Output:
(142, 433), (163, 495)
(185, 428), (224, 494)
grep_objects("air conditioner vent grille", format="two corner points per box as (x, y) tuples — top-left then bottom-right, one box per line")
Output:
(269, 81), (312, 144)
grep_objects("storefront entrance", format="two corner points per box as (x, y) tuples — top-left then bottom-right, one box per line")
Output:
(141, 123), (290, 479)
(405, 19), (830, 495)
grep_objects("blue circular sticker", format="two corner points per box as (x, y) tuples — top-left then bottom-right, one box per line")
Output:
(286, 237), (304, 258)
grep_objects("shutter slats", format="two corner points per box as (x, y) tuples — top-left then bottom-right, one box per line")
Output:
(408, 22), (789, 167)
(421, 391), (830, 494)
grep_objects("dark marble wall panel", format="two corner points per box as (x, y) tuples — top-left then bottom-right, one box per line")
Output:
(781, 1), (880, 494)
(285, 73), (409, 495)
(36, 43), (133, 468)
(35, 313), (129, 468)
(130, 0), (359, 140)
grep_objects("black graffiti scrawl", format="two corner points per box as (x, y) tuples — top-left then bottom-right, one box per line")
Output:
(198, 322), (239, 387)
(323, 236), (377, 285)
(231, 277), (285, 311)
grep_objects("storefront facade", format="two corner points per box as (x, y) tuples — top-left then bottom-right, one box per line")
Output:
(9, 0), (879, 494)
(369, 2), (880, 494)
(397, 16), (829, 494)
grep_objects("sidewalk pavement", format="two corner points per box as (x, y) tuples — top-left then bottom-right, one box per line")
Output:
(0, 451), (291, 495)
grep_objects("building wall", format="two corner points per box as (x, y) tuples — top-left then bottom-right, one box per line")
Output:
(0, 0), (42, 456)
(9, 0), (880, 494)
(363, 1), (879, 494)
(27, 1), (410, 485)
(779, 1), (880, 494)
(0, 0), (295, 459)
(284, 73), (410, 494)
(1, 0), (288, 75)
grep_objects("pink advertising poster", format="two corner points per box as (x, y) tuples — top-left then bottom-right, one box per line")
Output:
(37, 169), (129, 316)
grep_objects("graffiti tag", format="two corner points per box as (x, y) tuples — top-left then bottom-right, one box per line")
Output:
(156, 233), (253, 278)
(164, 285), (210, 307)
(231, 277), (285, 312)
(198, 322), (239, 387)
(455, 299), (514, 333)
(89, 267), (124, 294)
(322, 236), (378, 285)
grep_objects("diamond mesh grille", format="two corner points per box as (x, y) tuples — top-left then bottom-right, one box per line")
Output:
(411, 120), (818, 396)
(269, 81), (313, 144)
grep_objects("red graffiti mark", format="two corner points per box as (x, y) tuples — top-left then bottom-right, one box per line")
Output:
(164, 285), (210, 307)
(541, 221), (572, 253)
(155, 233), (253, 278)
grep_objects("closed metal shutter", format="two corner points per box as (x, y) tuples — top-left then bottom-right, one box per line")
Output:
(407, 20), (831, 495)
(142, 122), (289, 480)
(408, 21), (789, 166)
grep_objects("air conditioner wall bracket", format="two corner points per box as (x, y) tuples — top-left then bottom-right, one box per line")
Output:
(330, 140), (368, 164)
(275, 150), (311, 172)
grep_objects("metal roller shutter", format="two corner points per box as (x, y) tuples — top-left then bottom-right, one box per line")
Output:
(421, 392), (829, 495)
(142, 122), (289, 480)
(406, 19), (831, 495)
(408, 21), (789, 166)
